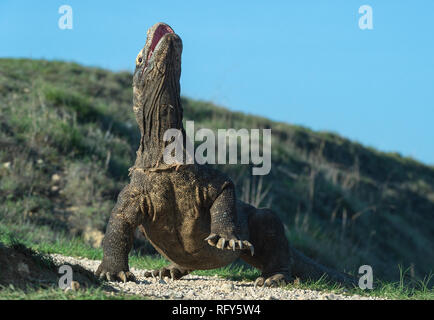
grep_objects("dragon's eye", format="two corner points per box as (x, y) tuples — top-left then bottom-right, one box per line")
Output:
(138, 57), (143, 63)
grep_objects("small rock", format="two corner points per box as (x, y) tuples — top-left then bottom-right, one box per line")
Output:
(3, 162), (11, 169)
(158, 279), (167, 285)
(37, 159), (44, 165)
(186, 290), (196, 296)
(222, 283), (234, 292)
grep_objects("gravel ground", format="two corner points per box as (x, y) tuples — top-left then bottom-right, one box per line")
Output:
(50, 254), (383, 300)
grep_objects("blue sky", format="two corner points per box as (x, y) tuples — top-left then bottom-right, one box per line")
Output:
(1, 0), (433, 165)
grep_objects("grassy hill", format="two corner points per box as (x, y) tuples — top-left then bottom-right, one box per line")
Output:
(0, 58), (433, 287)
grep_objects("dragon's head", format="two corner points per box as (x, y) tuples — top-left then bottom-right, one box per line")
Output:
(132, 22), (183, 132)
(133, 22), (182, 102)
(132, 22), (185, 167)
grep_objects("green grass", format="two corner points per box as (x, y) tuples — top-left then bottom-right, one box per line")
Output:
(32, 238), (104, 261)
(283, 271), (434, 300)
(0, 222), (102, 259)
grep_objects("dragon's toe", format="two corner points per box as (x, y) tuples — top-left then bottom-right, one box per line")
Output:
(254, 274), (288, 288)
(204, 233), (254, 255)
(95, 264), (136, 283)
(144, 265), (189, 280)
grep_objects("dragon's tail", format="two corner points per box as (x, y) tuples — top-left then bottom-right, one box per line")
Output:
(290, 247), (358, 287)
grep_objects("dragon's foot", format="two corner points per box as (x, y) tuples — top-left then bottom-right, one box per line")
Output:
(95, 262), (136, 283)
(144, 264), (190, 280)
(254, 273), (289, 288)
(204, 233), (254, 255)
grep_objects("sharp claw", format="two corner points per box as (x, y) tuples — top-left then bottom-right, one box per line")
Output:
(118, 271), (127, 283)
(239, 240), (243, 250)
(170, 270), (175, 281)
(159, 270), (163, 280)
(206, 234), (219, 247)
(204, 233), (217, 241)
(219, 238), (226, 249)
(106, 272), (112, 281)
(242, 241), (254, 256)
(127, 272), (136, 282)
(125, 272), (133, 281)
(229, 239), (236, 251)
(264, 279), (277, 288)
(254, 277), (264, 289)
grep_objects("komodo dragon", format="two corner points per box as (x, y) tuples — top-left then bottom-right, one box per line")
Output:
(95, 22), (357, 288)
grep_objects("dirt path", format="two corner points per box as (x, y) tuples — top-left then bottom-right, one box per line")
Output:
(50, 254), (383, 300)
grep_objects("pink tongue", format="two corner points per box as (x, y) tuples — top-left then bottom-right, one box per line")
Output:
(146, 24), (174, 63)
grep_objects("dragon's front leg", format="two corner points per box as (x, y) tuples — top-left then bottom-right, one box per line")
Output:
(96, 185), (142, 282)
(205, 182), (254, 255)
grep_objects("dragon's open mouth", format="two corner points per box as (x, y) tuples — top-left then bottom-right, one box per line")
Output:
(145, 23), (174, 67)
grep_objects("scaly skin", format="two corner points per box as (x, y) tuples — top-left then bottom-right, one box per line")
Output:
(96, 22), (357, 288)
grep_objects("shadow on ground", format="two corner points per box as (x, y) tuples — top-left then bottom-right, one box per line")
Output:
(0, 242), (115, 292)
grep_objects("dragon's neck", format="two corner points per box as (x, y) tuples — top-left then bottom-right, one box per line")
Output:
(135, 74), (186, 169)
